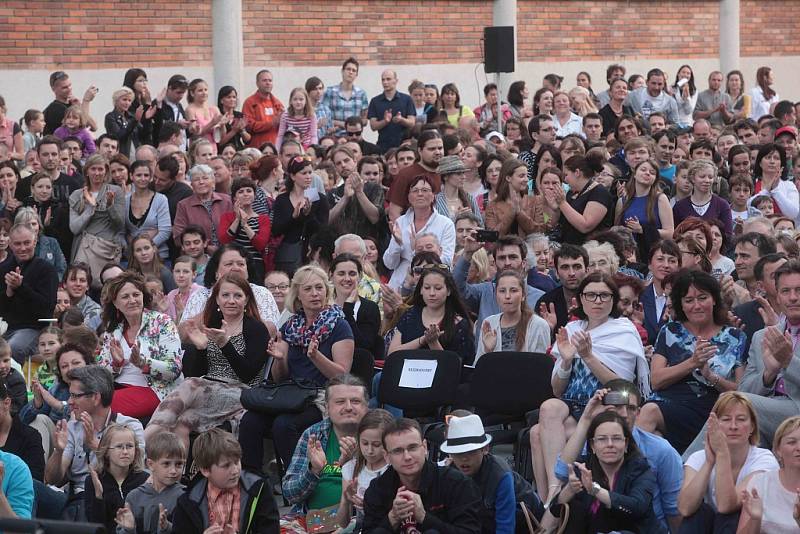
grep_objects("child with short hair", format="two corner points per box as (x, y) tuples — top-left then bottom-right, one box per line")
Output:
(172, 428), (279, 533)
(21, 109), (45, 153)
(23, 325), (60, 390)
(143, 274), (168, 314)
(751, 193), (775, 216)
(53, 105), (96, 157)
(0, 338), (27, 413)
(115, 431), (187, 534)
(730, 175), (757, 224)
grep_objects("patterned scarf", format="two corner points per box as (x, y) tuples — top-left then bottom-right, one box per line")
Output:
(282, 304), (345, 348)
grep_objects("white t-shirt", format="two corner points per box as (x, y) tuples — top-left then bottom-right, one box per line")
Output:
(745, 469), (798, 534)
(685, 447), (779, 510)
(342, 459), (389, 501)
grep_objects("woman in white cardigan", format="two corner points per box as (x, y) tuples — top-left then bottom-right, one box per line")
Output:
(475, 270), (550, 363)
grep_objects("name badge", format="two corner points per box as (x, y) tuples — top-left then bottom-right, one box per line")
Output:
(265, 107), (274, 116)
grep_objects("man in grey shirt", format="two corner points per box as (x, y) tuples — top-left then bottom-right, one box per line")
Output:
(625, 68), (679, 125)
(44, 364), (145, 520)
(693, 71), (734, 127)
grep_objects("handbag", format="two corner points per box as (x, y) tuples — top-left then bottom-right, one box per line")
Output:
(521, 501), (569, 534)
(240, 378), (319, 415)
(73, 232), (122, 285)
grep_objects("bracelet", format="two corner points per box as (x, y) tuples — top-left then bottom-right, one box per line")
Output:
(556, 365), (572, 380)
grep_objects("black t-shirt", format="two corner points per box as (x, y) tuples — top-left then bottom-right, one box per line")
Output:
(43, 100), (69, 136)
(559, 182), (614, 245)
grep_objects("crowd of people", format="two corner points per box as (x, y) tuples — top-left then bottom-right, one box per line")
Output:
(0, 57), (797, 533)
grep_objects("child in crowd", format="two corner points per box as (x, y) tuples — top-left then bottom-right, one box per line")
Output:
(116, 431), (187, 534)
(53, 106), (96, 157)
(21, 109), (44, 153)
(144, 274), (168, 314)
(85, 423), (149, 533)
(172, 428), (280, 533)
(164, 255), (202, 323)
(276, 87), (317, 150)
(336, 409), (394, 532)
(22, 325), (60, 390)
(730, 175), (756, 223)
(0, 338), (27, 413)
(751, 193), (774, 216)
(128, 234), (177, 292)
(55, 286), (71, 317)
(670, 161), (692, 208)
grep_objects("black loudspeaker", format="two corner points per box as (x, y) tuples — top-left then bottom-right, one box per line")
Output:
(484, 26), (515, 73)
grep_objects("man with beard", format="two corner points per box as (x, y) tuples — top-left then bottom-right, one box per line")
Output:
(271, 375), (369, 510)
(387, 130), (444, 222)
(537, 244), (589, 336)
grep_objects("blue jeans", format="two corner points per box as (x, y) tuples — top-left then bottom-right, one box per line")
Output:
(33, 479), (67, 520)
(5, 328), (40, 364)
(369, 372), (403, 418)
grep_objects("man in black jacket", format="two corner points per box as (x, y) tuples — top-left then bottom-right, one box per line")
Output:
(733, 253), (787, 360)
(0, 224), (58, 363)
(536, 244), (588, 337)
(363, 418), (481, 533)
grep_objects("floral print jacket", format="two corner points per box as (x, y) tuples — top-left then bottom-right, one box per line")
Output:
(98, 309), (183, 399)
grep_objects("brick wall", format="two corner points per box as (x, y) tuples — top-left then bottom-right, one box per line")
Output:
(0, 1), (797, 70)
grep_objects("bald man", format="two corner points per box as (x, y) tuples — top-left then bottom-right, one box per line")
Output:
(367, 70), (416, 153)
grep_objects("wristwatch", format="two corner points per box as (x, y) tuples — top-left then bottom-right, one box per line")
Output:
(591, 482), (602, 496)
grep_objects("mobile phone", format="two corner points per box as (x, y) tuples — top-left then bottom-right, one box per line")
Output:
(602, 391), (629, 406)
(573, 464), (582, 480)
(474, 229), (499, 243)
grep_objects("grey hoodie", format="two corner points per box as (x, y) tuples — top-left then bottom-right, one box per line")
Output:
(117, 481), (185, 534)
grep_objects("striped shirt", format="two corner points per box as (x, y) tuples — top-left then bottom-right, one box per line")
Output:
(229, 215), (261, 261)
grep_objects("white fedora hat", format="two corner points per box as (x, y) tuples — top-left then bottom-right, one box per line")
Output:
(439, 414), (492, 454)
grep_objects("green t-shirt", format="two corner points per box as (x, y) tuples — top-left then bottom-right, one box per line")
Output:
(307, 429), (343, 510)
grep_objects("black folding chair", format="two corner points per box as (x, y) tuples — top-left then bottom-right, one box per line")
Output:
(468, 351), (555, 459)
(378, 349), (462, 420)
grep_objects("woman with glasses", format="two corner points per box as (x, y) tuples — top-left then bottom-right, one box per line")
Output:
(264, 270), (291, 327)
(330, 253), (383, 359)
(679, 392), (778, 532)
(550, 412), (665, 533)
(270, 156), (329, 276)
(637, 271), (745, 454)
(383, 175), (455, 290)
(529, 272), (649, 503)
(387, 265), (475, 363)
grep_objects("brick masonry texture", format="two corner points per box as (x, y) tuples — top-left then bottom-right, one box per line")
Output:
(0, 0), (795, 69)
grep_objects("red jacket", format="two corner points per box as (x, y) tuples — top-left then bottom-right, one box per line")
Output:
(242, 91), (284, 148)
(217, 212), (271, 253)
(172, 192), (233, 249)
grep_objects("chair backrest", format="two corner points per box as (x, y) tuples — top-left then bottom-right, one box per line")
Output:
(378, 349), (462, 411)
(350, 348), (375, 395)
(470, 351), (554, 415)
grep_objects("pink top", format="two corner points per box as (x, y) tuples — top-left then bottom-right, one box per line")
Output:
(275, 113), (317, 150)
(164, 283), (203, 323)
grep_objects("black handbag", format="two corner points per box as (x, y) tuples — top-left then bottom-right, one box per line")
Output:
(240, 378), (320, 415)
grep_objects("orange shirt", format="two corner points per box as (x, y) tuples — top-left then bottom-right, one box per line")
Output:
(242, 91), (285, 148)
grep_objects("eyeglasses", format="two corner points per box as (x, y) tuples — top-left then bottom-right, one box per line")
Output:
(581, 291), (613, 303)
(346, 131), (362, 137)
(68, 391), (94, 400)
(266, 283), (290, 292)
(591, 436), (626, 445)
(413, 264), (450, 275)
(388, 443), (423, 456)
(409, 187), (433, 195)
(109, 444), (136, 452)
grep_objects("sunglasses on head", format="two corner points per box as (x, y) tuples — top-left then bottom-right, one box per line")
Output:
(412, 263), (449, 275)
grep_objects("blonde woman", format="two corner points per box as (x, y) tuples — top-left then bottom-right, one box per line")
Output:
(568, 86), (598, 116)
(239, 264), (355, 468)
(104, 87), (155, 157)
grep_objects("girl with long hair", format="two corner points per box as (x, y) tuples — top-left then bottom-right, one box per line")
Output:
(186, 78), (223, 144)
(615, 159), (674, 256)
(128, 234), (176, 292)
(749, 67), (779, 120)
(276, 87), (317, 150)
(387, 265), (475, 363)
(476, 270), (550, 362)
(485, 158), (549, 238)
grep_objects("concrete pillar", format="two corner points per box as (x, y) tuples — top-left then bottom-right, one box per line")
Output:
(212, 0), (244, 95)
(719, 0), (740, 73)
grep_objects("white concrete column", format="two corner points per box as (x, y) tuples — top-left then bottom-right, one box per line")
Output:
(719, 0), (740, 73)
(212, 0), (243, 94)
(492, 0), (518, 94)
